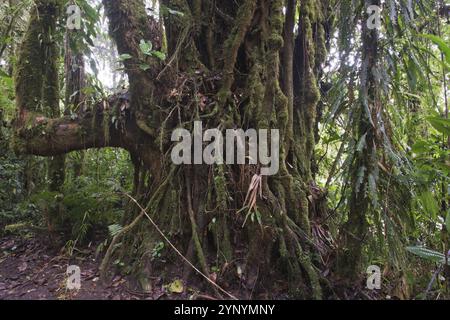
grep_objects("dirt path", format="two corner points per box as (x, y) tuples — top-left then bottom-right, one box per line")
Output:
(0, 234), (160, 300)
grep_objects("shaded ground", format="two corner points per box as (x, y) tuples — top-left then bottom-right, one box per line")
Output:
(0, 232), (394, 300)
(0, 234), (169, 300)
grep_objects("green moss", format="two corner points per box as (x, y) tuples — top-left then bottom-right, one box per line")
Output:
(214, 165), (228, 210)
(219, 0), (257, 102)
(246, 53), (265, 121)
(103, 110), (111, 146)
(268, 0), (285, 50)
(15, 0), (60, 113)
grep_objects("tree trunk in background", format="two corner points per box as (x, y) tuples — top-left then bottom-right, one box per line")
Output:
(44, 13), (64, 239)
(14, 0), (332, 298)
(13, 1), (63, 226)
(0, 109), (4, 154)
(337, 0), (381, 281)
(64, 28), (86, 178)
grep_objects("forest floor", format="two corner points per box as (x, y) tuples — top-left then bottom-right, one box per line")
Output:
(0, 233), (179, 300)
(0, 232), (397, 300)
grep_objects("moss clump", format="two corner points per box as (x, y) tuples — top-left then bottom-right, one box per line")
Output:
(102, 109), (111, 146)
(219, 0), (257, 104)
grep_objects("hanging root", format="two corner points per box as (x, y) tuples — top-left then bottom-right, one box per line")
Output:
(95, 0), (328, 299)
(265, 183), (323, 299)
(99, 212), (144, 281)
(99, 166), (177, 281)
(125, 192), (238, 300)
(185, 170), (210, 278)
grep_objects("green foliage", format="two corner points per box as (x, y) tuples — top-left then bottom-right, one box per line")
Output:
(118, 54), (132, 62)
(317, 0), (449, 295)
(63, 0), (101, 51)
(446, 210), (450, 234)
(427, 116), (450, 136)
(58, 148), (133, 242)
(61, 176), (123, 240)
(108, 223), (123, 237)
(159, 5), (185, 17)
(0, 72), (14, 119)
(420, 34), (450, 66)
(151, 241), (165, 261)
(139, 39), (166, 61)
(0, 139), (46, 233)
(0, 143), (133, 242)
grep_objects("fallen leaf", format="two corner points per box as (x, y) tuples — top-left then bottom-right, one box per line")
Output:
(18, 262), (27, 272)
(167, 279), (184, 294)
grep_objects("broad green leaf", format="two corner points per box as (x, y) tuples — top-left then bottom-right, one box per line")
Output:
(446, 209), (450, 234)
(167, 8), (184, 16)
(406, 246), (446, 263)
(151, 51), (166, 61)
(427, 116), (450, 135)
(420, 34), (450, 65)
(82, 2), (100, 22)
(167, 279), (184, 294)
(139, 40), (153, 55)
(418, 191), (439, 219)
(139, 64), (151, 71)
(108, 224), (123, 237)
(118, 54), (132, 61)
(411, 140), (430, 154)
(0, 68), (10, 78)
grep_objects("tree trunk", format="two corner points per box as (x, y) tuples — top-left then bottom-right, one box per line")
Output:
(0, 108), (5, 154)
(337, 0), (381, 281)
(64, 27), (86, 178)
(14, 0), (331, 298)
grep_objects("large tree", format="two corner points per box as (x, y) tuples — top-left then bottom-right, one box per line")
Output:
(13, 0), (332, 298)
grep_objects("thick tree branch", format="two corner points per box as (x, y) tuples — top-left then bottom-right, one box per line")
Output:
(14, 107), (125, 157)
(103, 0), (163, 115)
(13, 0), (162, 159)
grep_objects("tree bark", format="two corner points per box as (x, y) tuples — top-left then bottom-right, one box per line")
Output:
(337, 0), (382, 281)
(65, 27), (87, 177)
(14, 0), (331, 299)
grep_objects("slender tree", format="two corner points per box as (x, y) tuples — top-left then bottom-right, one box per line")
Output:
(64, 26), (86, 177)
(337, 0), (382, 280)
(13, 0), (333, 298)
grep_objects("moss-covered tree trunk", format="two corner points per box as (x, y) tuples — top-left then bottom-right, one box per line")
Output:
(64, 28), (86, 177)
(14, 0), (331, 299)
(43, 5), (65, 194)
(337, 0), (381, 281)
(0, 108), (5, 154)
(13, 0), (64, 230)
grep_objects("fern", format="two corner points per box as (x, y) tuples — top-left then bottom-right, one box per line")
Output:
(108, 224), (123, 237)
(406, 246), (450, 265)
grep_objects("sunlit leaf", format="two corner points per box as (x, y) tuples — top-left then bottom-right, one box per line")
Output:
(139, 40), (153, 55)
(151, 51), (166, 61)
(420, 34), (450, 65)
(167, 279), (184, 294)
(427, 116), (450, 135)
(118, 54), (132, 61)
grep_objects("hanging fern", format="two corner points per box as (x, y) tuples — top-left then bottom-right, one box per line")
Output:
(108, 223), (123, 237)
(406, 246), (450, 265)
